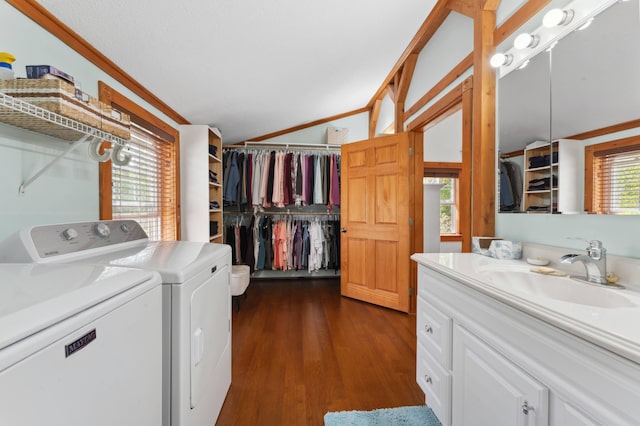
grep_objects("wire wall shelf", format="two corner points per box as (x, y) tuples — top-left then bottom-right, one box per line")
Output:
(0, 91), (131, 194)
(0, 92), (128, 146)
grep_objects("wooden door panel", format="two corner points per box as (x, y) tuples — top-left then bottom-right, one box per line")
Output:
(348, 149), (368, 168)
(345, 237), (368, 285)
(375, 144), (399, 164)
(347, 177), (368, 223)
(341, 133), (412, 312)
(375, 241), (398, 292)
(375, 174), (399, 224)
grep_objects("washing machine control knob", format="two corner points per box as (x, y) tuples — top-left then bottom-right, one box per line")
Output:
(120, 223), (131, 234)
(62, 228), (78, 241)
(94, 222), (111, 238)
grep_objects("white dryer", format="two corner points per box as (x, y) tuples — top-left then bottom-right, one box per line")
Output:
(0, 220), (232, 426)
(0, 262), (163, 426)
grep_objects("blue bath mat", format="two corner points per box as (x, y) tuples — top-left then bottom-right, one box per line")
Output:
(324, 405), (441, 426)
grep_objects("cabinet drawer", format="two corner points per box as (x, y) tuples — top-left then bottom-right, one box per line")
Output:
(417, 342), (451, 426)
(417, 295), (452, 369)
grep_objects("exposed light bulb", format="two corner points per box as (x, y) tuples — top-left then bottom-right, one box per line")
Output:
(490, 53), (513, 68)
(543, 8), (575, 27)
(514, 33), (539, 49)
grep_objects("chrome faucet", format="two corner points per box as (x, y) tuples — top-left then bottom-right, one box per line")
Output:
(560, 240), (608, 285)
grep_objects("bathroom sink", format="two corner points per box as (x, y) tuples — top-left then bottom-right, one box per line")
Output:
(480, 270), (636, 309)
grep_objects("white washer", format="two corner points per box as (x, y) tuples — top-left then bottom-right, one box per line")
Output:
(0, 220), (232, 426)
(0, 262), (163, 426)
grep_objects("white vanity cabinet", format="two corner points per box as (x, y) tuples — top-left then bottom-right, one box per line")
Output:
(416, 295), (452, 425)
(415, 262), (640, 426)
(453, 324), (548, 426)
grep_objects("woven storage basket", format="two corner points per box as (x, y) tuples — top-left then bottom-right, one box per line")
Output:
(99, 102), (131, 140)
(0, 79), (130, 141)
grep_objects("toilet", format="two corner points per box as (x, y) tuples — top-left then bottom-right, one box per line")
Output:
(230, 264), (251, 310)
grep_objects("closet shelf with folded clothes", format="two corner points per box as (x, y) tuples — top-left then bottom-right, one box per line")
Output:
(521, 139), (580, 214)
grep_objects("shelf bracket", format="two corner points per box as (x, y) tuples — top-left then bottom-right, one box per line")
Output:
(19, 132), (96, 195)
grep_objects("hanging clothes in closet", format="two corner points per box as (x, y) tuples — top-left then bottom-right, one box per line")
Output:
(499, 159), (523, 212)
(224, 214), (340, 273)
(222, 148), (341, 209)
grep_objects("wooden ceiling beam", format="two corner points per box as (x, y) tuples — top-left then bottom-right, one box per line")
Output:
(244, 106), (369, 143)
(387, 82), (397, 103)
(404, 51), (472, 121)
(446, 0), (474, 17)
(369, 99), (383, 139)
(393, 53), (418, 133)
(367, 0), (451, 109)
(396, 53), (418, 106)
(494, 0), (551, 46)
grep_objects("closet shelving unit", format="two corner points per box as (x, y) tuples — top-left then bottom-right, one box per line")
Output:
(0, 91), (129, 194)
(179, 125), (223, 243)
(522, 139), (581, 214)
(223, 141), (342, 279)
(208, 129), (223, 242)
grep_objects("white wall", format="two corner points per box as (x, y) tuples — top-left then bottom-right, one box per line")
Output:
(375, 93), (395, 136)
(423, 109), (462, 162)
(405, 12), (473, 125)
(0, 1), (178, 240)
(496, 0), (527, 26)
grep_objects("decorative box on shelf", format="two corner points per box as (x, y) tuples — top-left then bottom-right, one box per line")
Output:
(0, 78), (130, 141)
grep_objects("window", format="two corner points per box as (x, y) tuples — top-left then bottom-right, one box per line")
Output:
(99, 82), (180, 241)
(112, 124), (177, 240)
(423, 176), (459, 234)
(585, 136), (640, 215)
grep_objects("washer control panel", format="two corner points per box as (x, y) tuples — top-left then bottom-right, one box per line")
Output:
(29, 220), (148, 259)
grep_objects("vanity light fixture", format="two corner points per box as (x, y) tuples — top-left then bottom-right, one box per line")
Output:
(577, 17), (594, 30)
(543, 8), (575, 27)
(490, 53), (513, 68)
(513, 33), (540, 49)
(494, 0), (617, 77)
(517, 59), (531, 70)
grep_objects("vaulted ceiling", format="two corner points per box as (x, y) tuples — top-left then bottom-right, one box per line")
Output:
(36, 0), (437, 143)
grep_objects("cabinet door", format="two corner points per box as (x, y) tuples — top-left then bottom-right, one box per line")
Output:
(452, 325), (549, 426)
(551, 397), (601, 426)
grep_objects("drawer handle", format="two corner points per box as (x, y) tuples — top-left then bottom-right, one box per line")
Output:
(424, 325), (433, 334)
(424, 375), (432, 384)
(522, 401), (534, 415)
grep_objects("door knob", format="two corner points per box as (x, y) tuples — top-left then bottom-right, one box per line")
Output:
(340, 228), (347, 233)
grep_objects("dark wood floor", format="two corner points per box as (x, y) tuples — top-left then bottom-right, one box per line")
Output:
(216, 278), (425, 426)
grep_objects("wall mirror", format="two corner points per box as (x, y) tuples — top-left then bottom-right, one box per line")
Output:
(497, 0), (640, 214)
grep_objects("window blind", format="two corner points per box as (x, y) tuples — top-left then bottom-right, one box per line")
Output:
(112, 122), (177, 240)
(595, 147), (640, 215)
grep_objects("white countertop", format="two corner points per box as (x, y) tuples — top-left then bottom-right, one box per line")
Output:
(411, 252), (640, 364)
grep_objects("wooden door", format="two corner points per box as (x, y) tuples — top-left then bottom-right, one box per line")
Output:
(340, 133), (413, 312)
